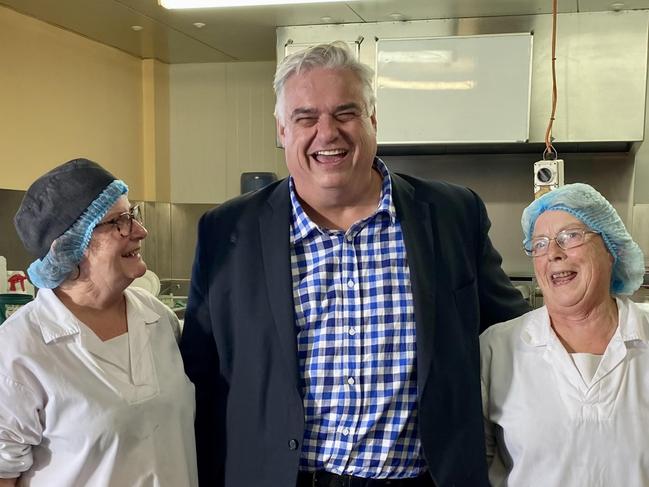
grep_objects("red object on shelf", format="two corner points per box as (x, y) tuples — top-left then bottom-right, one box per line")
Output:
(7, 274), (27, 292)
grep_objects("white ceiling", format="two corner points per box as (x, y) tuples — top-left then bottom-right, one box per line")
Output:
(2, 0), (649, 63)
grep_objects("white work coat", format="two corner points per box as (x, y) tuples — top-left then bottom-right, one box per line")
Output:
(0, 287), (197, 486)
(480, 298), (649, 487)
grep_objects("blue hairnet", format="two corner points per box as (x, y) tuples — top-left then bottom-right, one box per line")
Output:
(521, 183), (644, 295)
(27, 180), (128, 289)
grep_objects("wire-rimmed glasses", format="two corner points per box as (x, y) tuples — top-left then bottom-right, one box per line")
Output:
(94, 205), (144, 237)
(524, 227), (600, 257)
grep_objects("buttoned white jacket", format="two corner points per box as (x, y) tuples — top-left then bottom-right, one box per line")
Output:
(480, 298), (649, 487)
(0, 287), (197, 486)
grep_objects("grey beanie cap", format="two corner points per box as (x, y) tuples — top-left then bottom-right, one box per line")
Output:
(14, 158), (118, 259)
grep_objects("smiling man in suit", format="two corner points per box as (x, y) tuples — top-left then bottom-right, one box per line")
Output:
(180, 42), (530, 487)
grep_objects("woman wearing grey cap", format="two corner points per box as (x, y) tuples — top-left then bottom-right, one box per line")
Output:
(0, 159), (197, 486)
(480, 183), (648, 486)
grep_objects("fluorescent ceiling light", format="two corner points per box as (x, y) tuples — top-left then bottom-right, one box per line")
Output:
(377, 77), (476, 91)
(379, 50), (455, 64)
(160, 0), (351, 8)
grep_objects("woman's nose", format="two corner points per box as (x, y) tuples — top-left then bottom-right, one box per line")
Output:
(546, 238), (565, 260)
(132, 220), (148, 240)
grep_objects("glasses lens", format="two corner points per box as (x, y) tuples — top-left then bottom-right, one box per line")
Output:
(131, 205), (143, 224)
(115, 213), (132, 236)
(556, 229), (585, 250)
(105, 206), (144, 237)
(529, 237), (549, 256)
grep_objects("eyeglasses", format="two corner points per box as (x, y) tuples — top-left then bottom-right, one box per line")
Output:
(94, 205), (144, 237)
(524, 227), (600, 257)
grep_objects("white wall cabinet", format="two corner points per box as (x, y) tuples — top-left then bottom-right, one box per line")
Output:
(170, 61), (286, 204)
(277, 11), (649, 145)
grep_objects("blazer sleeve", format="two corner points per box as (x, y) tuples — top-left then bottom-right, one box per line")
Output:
(471, 189), (531, 332)
(180, 212), (228, 487)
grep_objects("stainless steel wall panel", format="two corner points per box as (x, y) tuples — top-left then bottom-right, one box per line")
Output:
(0, 189), (31, 272)
(139, 201), (172, 280)
(171, 203), (215, 280)
(384, 152), (635, 275)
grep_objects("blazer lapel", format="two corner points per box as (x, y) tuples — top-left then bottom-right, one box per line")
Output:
(391, 174), (437, 393)
(259, 181), (300, 388)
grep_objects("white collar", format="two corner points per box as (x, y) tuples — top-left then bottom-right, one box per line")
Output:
(521, 297), (649, 348)
(33, 288), (160, 344)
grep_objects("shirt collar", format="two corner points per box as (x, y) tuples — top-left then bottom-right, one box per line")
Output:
(34, 289), (80, 343)
(520, 306), (553, 347)
(521, 297), (649, 347)
(616, 297), (649, 343)
(34, 287), (160, 344)
(289, 157), (396, 244)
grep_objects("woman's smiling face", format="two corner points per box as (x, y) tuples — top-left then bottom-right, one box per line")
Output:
(533, 210), (613, 313)
(83, 196), (148, 290)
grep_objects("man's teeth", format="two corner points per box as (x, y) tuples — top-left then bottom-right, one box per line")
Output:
(124, 250), (140, 257)
(315, 149), (346, 156)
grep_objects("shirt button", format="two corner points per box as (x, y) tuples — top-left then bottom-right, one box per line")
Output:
(288, 439), (299, 450)
(347, 279), (355, 288)
(347, 376), (355, 386)
(342, 428), (349, 436)
(348, 327), (356, 336)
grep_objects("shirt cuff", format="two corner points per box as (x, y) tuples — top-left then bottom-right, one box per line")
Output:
(0, 439), (33, 477)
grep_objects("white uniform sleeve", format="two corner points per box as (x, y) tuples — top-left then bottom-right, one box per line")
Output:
(166, 308), (182, 343)
(0, 373), (43, 478)
(481, 376), (496, 465)
(479, 330), (496, 466)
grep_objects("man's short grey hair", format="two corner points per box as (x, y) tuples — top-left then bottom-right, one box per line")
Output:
(273, 41), (376, 123)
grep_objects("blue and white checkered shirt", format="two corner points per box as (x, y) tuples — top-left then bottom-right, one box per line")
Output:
(290, 159), (425, 478)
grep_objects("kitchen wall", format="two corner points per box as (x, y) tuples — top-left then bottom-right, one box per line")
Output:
(0, 6), (149, 199)
(142, 59), (172, 202)
(138, 200), (215, 282)
(0, 3), (287, 203)
(631, 57), (649, 264)
(1, 151), (634, 281)
(0, 189), (31, 273)
(0, 189), (213, 285)
(169, 61), (287, 203)
(0, 5), (281, 282)
(384, 153), (635, 276)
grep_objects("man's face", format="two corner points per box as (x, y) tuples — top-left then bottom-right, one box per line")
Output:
(277, 67), (377, 201)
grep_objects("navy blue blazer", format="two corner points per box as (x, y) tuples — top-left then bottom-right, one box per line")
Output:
(180, 172), (530, 487)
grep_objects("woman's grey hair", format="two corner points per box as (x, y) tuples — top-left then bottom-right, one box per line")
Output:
(273, 41), (376, 123)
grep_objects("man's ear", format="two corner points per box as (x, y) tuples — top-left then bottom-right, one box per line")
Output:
(276, 117), (286, 148)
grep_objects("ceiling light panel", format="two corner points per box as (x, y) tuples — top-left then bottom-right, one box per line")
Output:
(160, 0), (352, 9)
